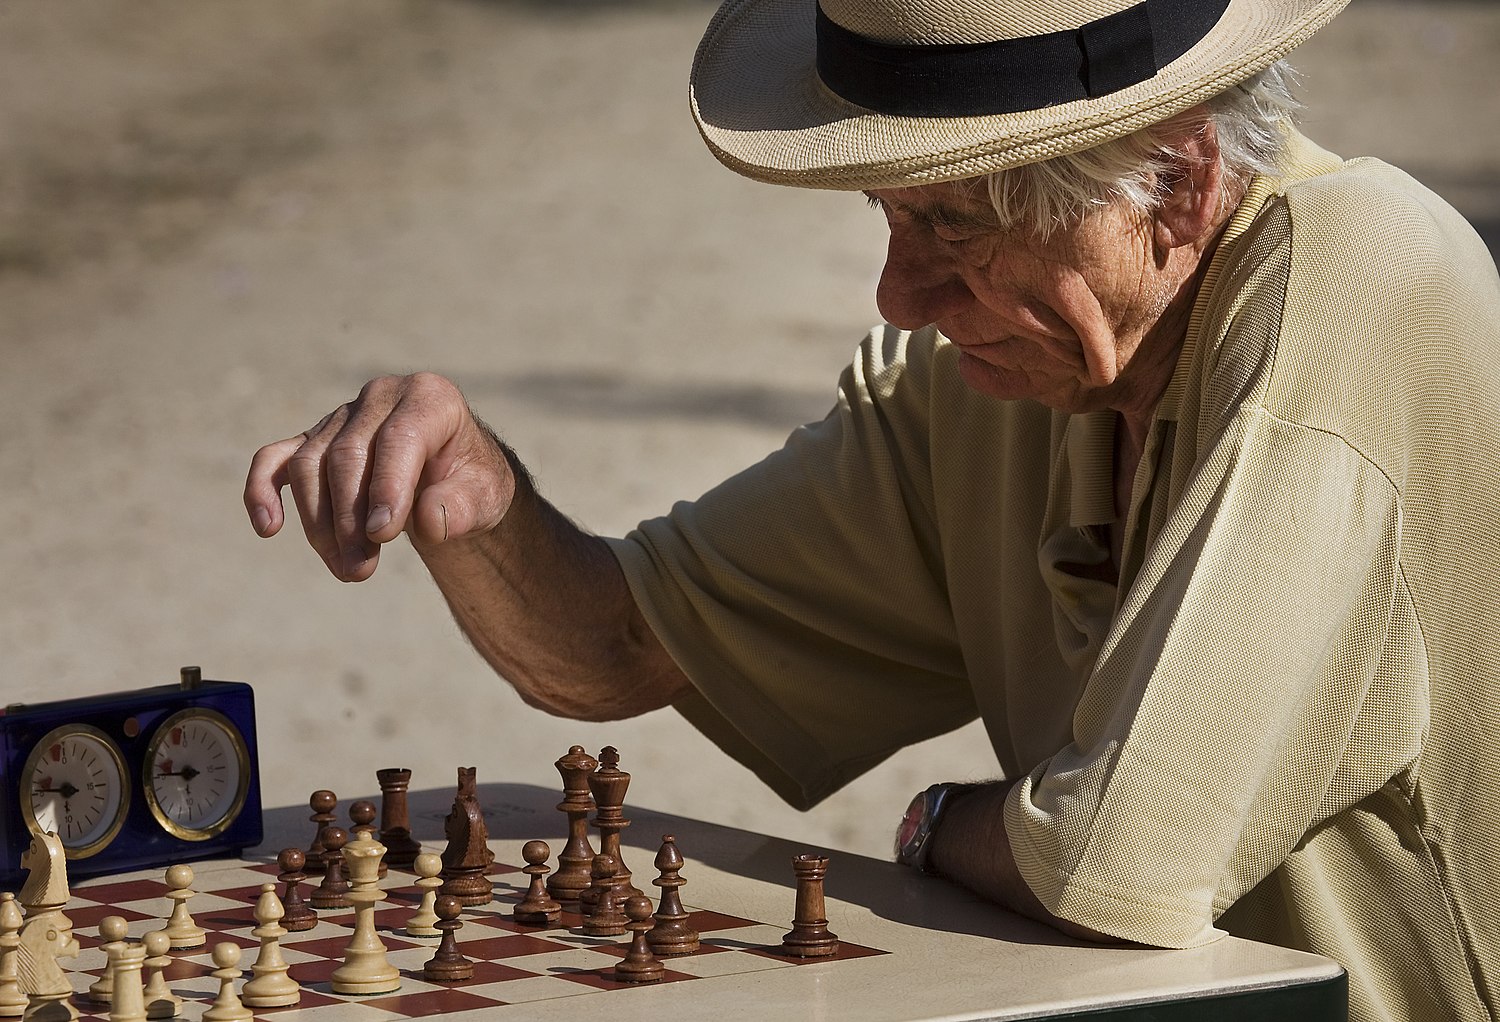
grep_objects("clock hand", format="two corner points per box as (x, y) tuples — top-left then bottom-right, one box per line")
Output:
(32, 781), (81, 799)
(155, 765), (201, 782)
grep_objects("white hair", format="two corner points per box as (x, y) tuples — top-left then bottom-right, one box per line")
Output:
(982, 60), (1303, 239)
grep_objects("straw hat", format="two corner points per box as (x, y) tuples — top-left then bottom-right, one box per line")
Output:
(690, 0), (1349, 189)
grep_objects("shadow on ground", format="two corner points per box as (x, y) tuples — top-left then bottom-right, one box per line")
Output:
(448, 369), (834, 431)
(464, 0), (717, 12)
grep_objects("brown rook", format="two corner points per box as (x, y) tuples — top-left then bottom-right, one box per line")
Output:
(780, 854), (839, 957)
(375, 767), (423, 868)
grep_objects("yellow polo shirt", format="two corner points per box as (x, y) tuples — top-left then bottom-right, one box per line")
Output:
(608, 132), (1500, 1022)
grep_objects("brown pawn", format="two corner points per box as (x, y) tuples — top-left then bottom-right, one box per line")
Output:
(304, 790), (338, 874)
(310, 826), (351, 909)
(277, 847), (318, 931)
(546, 746), (597, 904)
(780, 854), (839, 957)
(348, 800), (377, 839)
(512, 841), (561, 925)
(423, 895), (473, 983)
(348, 800), (387, 877)
(375, 767), (422, 868)
(580, 854), (627, 936)
(646, 835), (699, 956)
(614, 895), (665, 983)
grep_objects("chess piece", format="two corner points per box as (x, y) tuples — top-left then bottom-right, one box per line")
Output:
(580, 854), (627, 937)
(375, 768), (423, 868)
(17, 911), (78, 1021)
(405, 852), (443, 938)
(438, 767), (492, 906)
(348, 799), (377, 840)
(422, 896), (472, 983)
(162, 865), (205, 950)
(201, 943), (251, 1022)
(139, 931), (180, 1020)
(15, 833), (79, 1021)
(276, 848), (317, 932)
(348, 801), (387, 877)
(310, 826), (351, 910)
(513, 841), (561, 925)
(329, 830), (399, 995)
(304, 790), (338, 874)
(780, 854), (839, 957)
(583, 747), (640, 909)
(581, 851), (613, 913)
(0, 894), (28, 1018)
(646, 835), (699, 956)
(242, 885), (299, 1008)
(105, 941), (147, 1022)
(614, 895), (665, 984)
(83, 916), (130, 1003)
(18, 833), (71, 927)
(547, 746), (597, 903)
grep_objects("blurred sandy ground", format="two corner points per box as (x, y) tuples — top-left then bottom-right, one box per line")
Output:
(1, 0), (1495, 857)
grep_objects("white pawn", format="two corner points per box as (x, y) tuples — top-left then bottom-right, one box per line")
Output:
(405, 852), (442, 938)
(105, 941), (147, 1022)
(139, 931), (180, 1020)
(85, 916), (130, 1004)
(0, 894), (26, 1019)
(241, 885), (298, 1008)
(201, 944), (250, 1022)
(161, 866), (204, 950)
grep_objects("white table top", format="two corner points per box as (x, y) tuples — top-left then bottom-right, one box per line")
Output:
(236, 781), (1346, 1021)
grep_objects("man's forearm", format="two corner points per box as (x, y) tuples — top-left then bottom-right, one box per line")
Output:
(928, 782), (1114, 942)
(417, 451), (691, 721)
(245, 373), (690, 720)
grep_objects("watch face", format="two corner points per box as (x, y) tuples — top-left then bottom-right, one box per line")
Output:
(896, 792), (927, 852)
(143, 709), (250, 841)
(20, 725), (130, 858)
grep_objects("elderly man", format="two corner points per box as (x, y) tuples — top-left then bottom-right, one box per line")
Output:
(245, 0), (1499, 1019)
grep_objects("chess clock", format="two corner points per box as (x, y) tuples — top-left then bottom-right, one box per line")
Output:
(0, 667), (263, 887)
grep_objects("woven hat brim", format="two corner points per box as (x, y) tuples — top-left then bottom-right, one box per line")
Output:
(690, 0), (1349, 190)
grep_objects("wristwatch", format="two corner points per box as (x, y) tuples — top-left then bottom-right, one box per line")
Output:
(894, 782), (981, 874)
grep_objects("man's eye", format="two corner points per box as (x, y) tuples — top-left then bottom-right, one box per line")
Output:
(932, 224), (979, 243)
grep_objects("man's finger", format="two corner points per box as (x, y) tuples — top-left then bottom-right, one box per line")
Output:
(244, 434), (309, 538)
(285, 430), (342, 577)
(323, 398), (394, 579)
(410, 475), (496, 548)
(365, 374), (475, 544)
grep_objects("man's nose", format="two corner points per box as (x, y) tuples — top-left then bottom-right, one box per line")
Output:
(875, 232), (972, 330)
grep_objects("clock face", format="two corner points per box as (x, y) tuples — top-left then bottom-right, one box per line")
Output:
(20, 725), (130, 858)
(143, 708), (251, 841)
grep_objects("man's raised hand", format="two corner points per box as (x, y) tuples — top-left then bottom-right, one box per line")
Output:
(244, 373), (515, 582)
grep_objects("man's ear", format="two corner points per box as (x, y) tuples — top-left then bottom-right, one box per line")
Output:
(1152, 114), (1225, 254)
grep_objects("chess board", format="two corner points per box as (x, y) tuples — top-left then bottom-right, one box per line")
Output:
(60, 850), (886, 1020)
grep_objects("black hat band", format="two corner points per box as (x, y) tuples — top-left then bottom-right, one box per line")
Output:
(815, 0), (1234, 118)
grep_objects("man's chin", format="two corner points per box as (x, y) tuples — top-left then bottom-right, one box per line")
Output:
(955, 349), (1040, 402)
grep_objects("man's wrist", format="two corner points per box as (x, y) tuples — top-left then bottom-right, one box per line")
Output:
(894, 782), (983, 874)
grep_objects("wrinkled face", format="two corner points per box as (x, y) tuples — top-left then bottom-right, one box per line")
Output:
(867, 180), (1180, 413)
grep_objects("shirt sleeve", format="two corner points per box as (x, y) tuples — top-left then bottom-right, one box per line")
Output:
(607, 325), (980, 810)
(1006, 392), (1428, 949)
